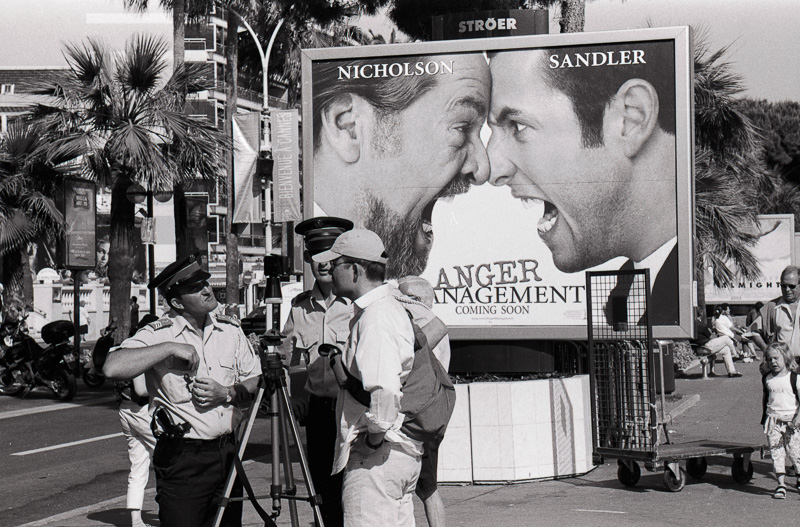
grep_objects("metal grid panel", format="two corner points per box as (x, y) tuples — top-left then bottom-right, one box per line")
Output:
(587, 271), (657, 457)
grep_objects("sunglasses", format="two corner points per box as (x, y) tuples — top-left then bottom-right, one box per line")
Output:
(781, 282), (798, 290)
(181, 280), (210, 295)
(330, 259), (354, 271)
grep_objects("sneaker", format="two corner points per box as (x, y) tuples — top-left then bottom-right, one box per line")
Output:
(743, 358), (754, 363)
(728, 371), (743, 378)
(773, 485), (786, 499)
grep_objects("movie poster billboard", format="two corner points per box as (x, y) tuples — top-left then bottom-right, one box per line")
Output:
(301, 27), (694, 340)
(705, 214), (795, 305)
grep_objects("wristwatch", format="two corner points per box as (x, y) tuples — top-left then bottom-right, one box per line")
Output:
(225, 386), (234, 404)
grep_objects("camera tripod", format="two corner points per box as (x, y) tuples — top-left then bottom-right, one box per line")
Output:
(213, 326), (324, 527)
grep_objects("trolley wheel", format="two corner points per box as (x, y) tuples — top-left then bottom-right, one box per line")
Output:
(686, 457), (707, 479)
(663, 465), (686, 492)
(617, 460), (641, 487)
(732, 457), (754, 484)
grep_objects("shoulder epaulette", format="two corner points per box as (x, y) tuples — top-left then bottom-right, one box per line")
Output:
(215, 314), (240, 327)
(147, 318), (173, 331)
(292, 290), (313, 306)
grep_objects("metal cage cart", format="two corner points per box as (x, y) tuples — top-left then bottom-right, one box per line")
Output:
(586, 269), (757, 492)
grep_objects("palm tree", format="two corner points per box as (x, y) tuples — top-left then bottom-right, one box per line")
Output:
(0, 121), (73, 304)
(31, 35), (229, 341)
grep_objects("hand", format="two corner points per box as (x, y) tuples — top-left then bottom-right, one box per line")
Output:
(191, 377), (227, 408)
(170, 343), (199, 373)
(290, 397), (309, 422)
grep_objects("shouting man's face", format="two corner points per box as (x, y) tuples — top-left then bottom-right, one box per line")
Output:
(315, 53), (491, 278)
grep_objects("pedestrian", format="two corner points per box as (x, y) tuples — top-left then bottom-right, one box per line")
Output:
(130, 296), (140, 330)
(761, 342), (800, 499)
(103, 255), (260, 527)
(117, 373), (156, 527)
(277, 216), (354, 527)
(313, 229), (421, 526)
(395, 275), (450, 527)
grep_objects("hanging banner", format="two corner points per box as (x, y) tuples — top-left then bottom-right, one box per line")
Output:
(302, 27), (694, 340)
(140, 217), (155, 245)
(63, 179), (96, 270)
(270, 108), (301, 223)
(232, 113), (262, 224)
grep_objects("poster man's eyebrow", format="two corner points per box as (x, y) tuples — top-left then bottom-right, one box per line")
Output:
(451, 95), (487, 117)
(490, 107), (521, 125)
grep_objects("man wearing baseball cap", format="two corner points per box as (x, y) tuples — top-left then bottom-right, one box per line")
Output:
(313, 229), (421, 526)
(104, 254), (260, 527)
(277, 216), (353, 527)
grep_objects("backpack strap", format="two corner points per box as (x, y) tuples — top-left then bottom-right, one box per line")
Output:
(792, 371), (799, 403)
(761, 372), (769, 426)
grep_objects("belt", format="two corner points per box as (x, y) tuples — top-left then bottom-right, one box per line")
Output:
(163, 433), (236, 452)
(309, 394), (337, 410)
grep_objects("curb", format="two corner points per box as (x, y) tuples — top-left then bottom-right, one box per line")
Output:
(664, 393), (701, 423)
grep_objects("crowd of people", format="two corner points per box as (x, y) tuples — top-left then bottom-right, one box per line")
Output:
(101, 217), (453, 527)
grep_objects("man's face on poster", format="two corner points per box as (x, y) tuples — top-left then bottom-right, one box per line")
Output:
(319, 54), (491, 278)
(487, 50), (634, 273)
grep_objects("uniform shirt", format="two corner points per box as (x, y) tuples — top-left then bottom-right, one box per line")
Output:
(115, 312), (259, 440)
(332, 284), (421, 474)
(278, 282), (352, 398)
(766, 371), (800, 422)
(775, 301), (799, 348)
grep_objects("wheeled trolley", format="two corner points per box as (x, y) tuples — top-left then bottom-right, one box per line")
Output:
(586, 270), (762, 492)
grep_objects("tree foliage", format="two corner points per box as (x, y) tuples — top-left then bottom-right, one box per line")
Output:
(31, 35), (228, 341)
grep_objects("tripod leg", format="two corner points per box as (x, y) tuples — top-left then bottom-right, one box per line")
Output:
(277, 377), (325, 527)
(213, 379), (267, 527)
(277, 390), (300, 527)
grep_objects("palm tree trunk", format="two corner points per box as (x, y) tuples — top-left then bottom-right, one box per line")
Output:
(560, 0), (586, 33)
(224, 11), (240, 307)
(108, 176), (137, 343)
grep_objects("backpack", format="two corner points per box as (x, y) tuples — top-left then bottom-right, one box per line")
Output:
(398, 310), (456, 443)
(340, 309), (456, 443)
(761, 371), (799, 425)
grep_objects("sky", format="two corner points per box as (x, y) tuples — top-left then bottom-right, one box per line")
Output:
(1, 0), (798, 102)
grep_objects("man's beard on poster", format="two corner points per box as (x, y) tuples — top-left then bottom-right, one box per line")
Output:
(365, 174), (472, 279)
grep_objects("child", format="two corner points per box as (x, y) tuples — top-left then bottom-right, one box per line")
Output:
(761, 342), (800, 499)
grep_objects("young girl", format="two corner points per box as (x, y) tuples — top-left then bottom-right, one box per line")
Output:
(761, 342), (800, 499)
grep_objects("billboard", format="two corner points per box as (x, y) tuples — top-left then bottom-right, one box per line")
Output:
(301, 27), (694, 340)
(704, 214), (795, 304)
(63, 179), (96, 270)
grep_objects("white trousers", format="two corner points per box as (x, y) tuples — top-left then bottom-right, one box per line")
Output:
(119, 402), (157, 510)
(343, 437), (421, 527)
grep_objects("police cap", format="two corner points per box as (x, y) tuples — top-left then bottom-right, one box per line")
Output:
(295, 217), (354, 256)
(149, 255), (211, 296)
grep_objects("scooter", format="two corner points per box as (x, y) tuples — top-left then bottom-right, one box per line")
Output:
(82, 318), (117, 388)
(0, 317), (83, 401)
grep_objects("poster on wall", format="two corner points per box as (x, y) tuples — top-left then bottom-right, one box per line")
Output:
(705, 214), (795, 305)
(63, 179), (97, 270)
(301, 27), (694, 339)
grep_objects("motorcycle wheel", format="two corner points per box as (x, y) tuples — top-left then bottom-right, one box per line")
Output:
(0, 374), (26, 396)
(49, 368), (78, 401)
(81, 368), (105, 388)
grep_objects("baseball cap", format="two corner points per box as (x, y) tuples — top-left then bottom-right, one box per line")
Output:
(312, 229), (388, 265)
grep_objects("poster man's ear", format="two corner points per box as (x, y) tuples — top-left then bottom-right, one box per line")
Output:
(320, 94), (361, 163)
(616, 78), (659, 158)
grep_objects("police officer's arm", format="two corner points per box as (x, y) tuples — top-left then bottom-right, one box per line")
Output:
(104, 342), (199, 380)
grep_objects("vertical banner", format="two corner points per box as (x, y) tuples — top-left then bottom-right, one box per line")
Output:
(270, 108), (301, 223)
(232, 113), (262, 224)
(63, 179), (96, 270)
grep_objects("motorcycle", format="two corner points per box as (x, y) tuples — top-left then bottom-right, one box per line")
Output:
(82, 318), (117, 388)
(0, 317), (83, 401)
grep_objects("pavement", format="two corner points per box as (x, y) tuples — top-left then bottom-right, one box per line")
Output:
(16, 356), (780, 527)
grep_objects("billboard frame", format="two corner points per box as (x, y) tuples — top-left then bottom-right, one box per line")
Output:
(301, 26), (695, 340)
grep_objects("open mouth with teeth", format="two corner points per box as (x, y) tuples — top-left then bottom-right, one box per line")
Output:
(414, 200), (436, 254)
(519, 197), (558, 238)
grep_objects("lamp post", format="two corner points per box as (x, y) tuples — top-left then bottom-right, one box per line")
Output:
(233, 12), (284, 256)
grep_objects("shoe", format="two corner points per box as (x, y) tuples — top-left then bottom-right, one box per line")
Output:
(773, 485), (786, 499)
(728, 371), (743, 378)
(743, 358), (754, 363)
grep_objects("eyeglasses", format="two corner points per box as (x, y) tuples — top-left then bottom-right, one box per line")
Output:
(330, 259), (354, 271)
(182, 280), (210, 295)
(781, 282), (798, 290)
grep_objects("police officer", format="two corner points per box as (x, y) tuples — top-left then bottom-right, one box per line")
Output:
(278, 216), (353, 527)
(104, 255), (260, 527)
